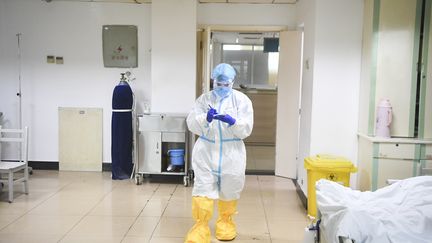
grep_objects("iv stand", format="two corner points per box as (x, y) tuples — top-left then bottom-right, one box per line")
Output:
(17, 33), (22, 130)
(16, 33), (32, 174)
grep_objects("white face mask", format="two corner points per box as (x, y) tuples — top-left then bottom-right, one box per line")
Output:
(213, 80), (233, 97)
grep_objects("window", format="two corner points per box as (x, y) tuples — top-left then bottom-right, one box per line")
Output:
(221, 44), (278, 90)
(210, 31), (280, 90)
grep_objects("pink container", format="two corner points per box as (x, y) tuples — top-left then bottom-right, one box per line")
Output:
(375, 99), (392, 138)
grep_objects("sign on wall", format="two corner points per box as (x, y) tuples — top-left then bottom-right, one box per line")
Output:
(102, 25), (138, 68)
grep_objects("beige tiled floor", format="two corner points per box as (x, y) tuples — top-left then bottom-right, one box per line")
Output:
(0, 171), (308, 243)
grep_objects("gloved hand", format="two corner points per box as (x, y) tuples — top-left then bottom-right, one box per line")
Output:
(207, 106), (218, 123)
(213, 114), (236, 126)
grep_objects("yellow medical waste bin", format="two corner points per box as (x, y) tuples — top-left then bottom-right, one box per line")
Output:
(304, 154), (357, 217)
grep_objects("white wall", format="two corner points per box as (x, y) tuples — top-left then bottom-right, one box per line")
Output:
(198, 3), (297, 27)
(297, 0), (363, 193)
(151, 0), (197, 113)
(0, 0), (364, 184)
(0, 0), (294, 164)
(311, 0), (363, 159)
(0, 0), (151, 162)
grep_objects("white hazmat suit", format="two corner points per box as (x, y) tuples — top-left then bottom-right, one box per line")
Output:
(185, 63), (253, 243)
(187, 89), (253, 200)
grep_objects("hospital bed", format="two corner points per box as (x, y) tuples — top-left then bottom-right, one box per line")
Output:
(313, 176), (432, 243)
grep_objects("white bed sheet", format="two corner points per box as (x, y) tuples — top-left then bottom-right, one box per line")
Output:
(316, 176), (432, 243)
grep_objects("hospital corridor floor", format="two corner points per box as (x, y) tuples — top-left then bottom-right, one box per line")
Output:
(0, 171), (308, 243)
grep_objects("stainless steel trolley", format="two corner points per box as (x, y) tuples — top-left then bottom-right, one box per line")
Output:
(134, 113), (193, 186)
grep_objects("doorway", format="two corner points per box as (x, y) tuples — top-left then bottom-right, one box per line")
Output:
(212, 31), (278, 174)
(197, 26), (303, 178)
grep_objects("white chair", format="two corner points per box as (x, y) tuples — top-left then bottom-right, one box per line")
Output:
(0, 126), (29, 203)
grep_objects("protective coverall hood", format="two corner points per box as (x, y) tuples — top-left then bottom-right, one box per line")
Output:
(211, 63), (236, 98)
(211, 63), (236, 82)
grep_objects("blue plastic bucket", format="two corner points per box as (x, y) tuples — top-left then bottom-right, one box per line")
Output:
(167, 149), (185, 166)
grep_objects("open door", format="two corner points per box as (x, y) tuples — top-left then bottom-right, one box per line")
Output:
(196, 29), (203, 98)
(192, 28), (212, 161)
(197, 27), (211, 98)
(275, 30), (303, 178)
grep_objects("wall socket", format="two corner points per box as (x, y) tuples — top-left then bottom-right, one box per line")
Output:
(47, 55), (55, 63)
(56, 57), (64, 64)
(47, 55), (64, 64)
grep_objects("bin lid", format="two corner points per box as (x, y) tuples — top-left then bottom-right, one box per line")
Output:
(304, 154), (357, 172)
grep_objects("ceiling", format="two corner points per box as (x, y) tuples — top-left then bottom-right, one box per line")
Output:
(199, 0), (297, 3)
(46, 0), (297, 4)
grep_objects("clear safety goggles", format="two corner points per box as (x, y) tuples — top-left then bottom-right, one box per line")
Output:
(214, 80), (234, 88)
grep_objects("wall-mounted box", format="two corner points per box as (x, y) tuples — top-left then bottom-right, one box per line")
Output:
(102, 25), (138, 68)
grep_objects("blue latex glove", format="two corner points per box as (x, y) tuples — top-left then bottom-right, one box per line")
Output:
(207, 106), (218, 123)
(213, 114), (236, 126)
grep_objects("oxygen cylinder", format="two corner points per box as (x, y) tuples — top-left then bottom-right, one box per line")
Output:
(111, 73), (133, 179)
(375, 99), (392, 138)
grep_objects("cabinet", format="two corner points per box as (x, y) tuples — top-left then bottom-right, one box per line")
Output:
(139, 131), (162, 173)
(359, 0), (432, 138)
(240, 90), (277, 145)
(357, 134), (432, 191)
(422, 3), (432, 139)
(420, 144), (432, 175)
(136, 113), (192, 186)
(422, 144), (432, 160)
(357, 0), (432, 190)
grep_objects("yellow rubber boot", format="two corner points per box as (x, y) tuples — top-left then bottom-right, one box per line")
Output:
(215, 200), (238, 241)
(184, 197), (214, 243)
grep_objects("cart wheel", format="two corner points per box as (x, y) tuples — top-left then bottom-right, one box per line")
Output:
(183, 176), (190, 187)
(135, 174), (142, 185)
(188, 170), (194, 181)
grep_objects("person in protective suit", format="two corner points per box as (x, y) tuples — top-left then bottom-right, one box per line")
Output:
(185, 63), (254, 243)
